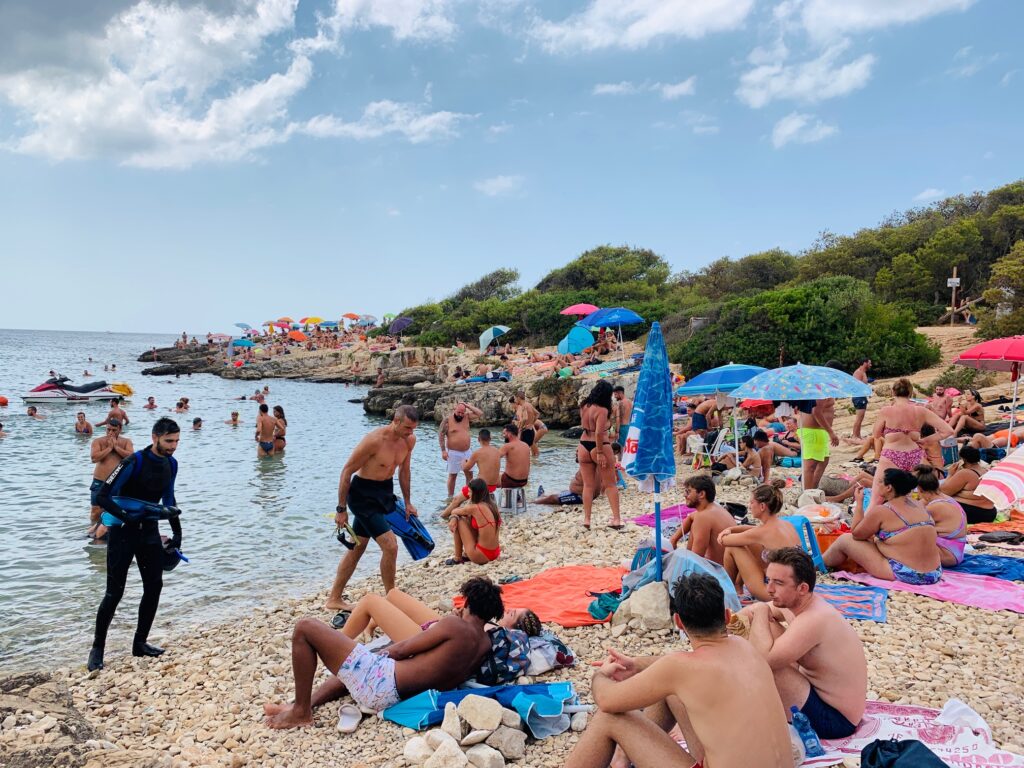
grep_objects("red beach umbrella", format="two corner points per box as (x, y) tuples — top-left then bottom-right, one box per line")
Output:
(342, 313), (361, 320)
(287, 330), (308, 342)
(560, 303), (599, 316)
(956, 335), (1024, 433)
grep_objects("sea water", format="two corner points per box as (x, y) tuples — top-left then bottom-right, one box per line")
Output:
(0, 329), (575, 672)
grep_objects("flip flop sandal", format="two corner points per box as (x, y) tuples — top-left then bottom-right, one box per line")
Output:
(336, 703), (362, 733)
(607, 524), (624, 530)
(444, 557), (466, 566)
(331, 610), (352, 629)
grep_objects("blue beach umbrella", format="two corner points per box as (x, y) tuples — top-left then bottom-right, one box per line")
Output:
(231, 338), (255, 348)
(479, 325), (510, 352)
(557, 326), (594, 355)
(728, 363), (872, 402)
(389, 316), (414, 335)
(578, 307), (644, 328)
(675, 363), (767, 396)
(622, 322), (676, 582)
(234, 322), (251, 330)
(318, 320), (339, 328)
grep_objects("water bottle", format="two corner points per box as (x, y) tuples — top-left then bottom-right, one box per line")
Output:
(862, 487), (872, 514)
(536, 484), (544, 498)
(790, 707), (825, 757)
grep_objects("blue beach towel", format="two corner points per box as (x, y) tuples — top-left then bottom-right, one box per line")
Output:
(951, 554), (1024, 581)
(817, 583), (888, 622)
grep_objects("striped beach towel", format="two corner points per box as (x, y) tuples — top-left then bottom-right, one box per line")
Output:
(817, 583), (888, 622)
(580, 360), (622, 374)
(977, 444), (1024, 509)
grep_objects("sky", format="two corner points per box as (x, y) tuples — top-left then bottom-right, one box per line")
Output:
(0, 0), (1021, 334)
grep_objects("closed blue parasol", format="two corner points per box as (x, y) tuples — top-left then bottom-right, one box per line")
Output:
(557, 326), (594, 355)
(382, 681), (583, 738)
(479, 325), (510, 351)
(728, 363), (872, 402)
(675, 363), (767, 396)
(622, 322), (676, 581)
(389, 316), (414, 335)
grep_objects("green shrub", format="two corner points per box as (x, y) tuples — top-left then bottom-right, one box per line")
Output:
(926, 366), (996, 393)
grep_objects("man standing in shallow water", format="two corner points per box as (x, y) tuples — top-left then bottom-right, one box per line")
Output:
(327, 405), (419, 611)
(89, 418), (133, 539)
(256, 404), (276, 456)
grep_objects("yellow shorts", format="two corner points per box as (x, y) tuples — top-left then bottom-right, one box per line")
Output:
(798, 427), (830, 462)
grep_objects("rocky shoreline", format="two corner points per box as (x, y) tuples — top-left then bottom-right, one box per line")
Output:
(4, 473), (1023, 768)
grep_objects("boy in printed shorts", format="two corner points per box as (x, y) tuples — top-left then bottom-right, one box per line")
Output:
(264, 577), (504, 728)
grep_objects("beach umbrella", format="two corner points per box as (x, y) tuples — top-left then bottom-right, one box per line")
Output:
(560, 302), (599, 316)
(623, 322), (677, 582)
(383, 682), (583, 738)
(389, 316), (414, 335)
(299, 316), (323, 325)
(209, 333), (232, 342)
(319, 320), (339, 328)
(342, 312), (361, 321)
(479, 325), (511, 352)
(675, 363), (768, 396)
(277, 316), (294, 323)
(578, 307), (645, 360)
(234, 322), (251, 330)
(557, 326), (594, 355)
(287, 330), (307, 342)
(231, 338), (255, 348)
(956, 336), (1024, 436)
(976, 444), (1024, 510)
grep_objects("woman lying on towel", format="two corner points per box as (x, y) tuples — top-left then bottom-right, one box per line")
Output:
(716, 484), (801, 601)
(823, 468), (942, 585)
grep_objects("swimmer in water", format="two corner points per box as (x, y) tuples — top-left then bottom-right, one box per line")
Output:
(83, 370), (93, 377)
(0, 423), (7, 438)
(225, 411), (241, 426)
(75, 411), (93, 435)
(256, 404), (276, 457)
(89, 418), (133, 540)
(273, 405), (287, 453)
(27, 406), (45, 420)
(143, 397), (158, 410)
(192, 417), (202, 430)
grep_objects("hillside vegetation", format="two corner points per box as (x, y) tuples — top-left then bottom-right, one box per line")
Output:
(398, 180), (1024, 377)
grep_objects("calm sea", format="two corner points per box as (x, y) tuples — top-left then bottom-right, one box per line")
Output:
(0, 329), (575, 672)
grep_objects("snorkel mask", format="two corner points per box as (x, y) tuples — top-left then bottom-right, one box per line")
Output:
(336, 524), (360, 550)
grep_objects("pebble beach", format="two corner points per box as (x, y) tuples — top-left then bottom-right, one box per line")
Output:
(5, 466), (1022, 768)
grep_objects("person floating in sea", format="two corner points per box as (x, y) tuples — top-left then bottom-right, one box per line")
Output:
(83, 370), (93, 377)
(263, 576), (502, 730)
(26, 405), (45, 420)
(439, 401), (483, 498)
(326, 405), (419, 612)
(273, 405), (287, 453)
(256, 403), (276, 457)
(225, 411), (241, 426)
(143, 396), (158, 410)
(88, 417), (182, 671)
(75, 411), (93, 436)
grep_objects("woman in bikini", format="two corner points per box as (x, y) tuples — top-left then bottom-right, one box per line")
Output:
(578, 380), (622, 530)
(948, 389), (986, 436)
(914, 464), (967, 567)
(823, 468), (942, 585)
(716, 484), (801, 601)
(870, 378), (953, 502)
(940, 445), (997, 523)
(442, 478), (503, 565)
(273, 405), (287, 453)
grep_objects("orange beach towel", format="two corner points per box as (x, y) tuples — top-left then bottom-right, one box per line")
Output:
(453, 565), (626, 627)
(969, 509), (1024, 534)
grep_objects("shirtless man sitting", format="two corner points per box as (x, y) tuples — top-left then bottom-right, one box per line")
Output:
(460, 429), (500, 494)
(498, 424), (531, 489)
(670, 475), (735, 565)
(264, 577), (502, 729)
(738, 547), (866, 739)
(565, 573), (793, 768)
(439, 401), (484, 498)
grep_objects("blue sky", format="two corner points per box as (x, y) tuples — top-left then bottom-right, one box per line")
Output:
(0, 0), (1020, 334)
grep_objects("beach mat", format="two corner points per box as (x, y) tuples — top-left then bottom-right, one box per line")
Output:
(630, 503), (694, 528)
(816, 583), (888, 622)
(951, 553), (1024, 581)
(969, 509), (1024, 533)
(834, 569), (1024, 613)
(453, 565), (626, 627)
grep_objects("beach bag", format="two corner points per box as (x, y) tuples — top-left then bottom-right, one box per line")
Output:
(476, 626), (530, 686)
(525, 630), (576, 676)
(861, 738), (946, 767)
(586, 591), (623, 621)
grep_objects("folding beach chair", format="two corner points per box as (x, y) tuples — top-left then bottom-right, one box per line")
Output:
(692, 429), (728, 470)
(782, 515), (828, 573)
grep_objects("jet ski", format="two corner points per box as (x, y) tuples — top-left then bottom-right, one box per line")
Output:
(22, 375), (133, 403)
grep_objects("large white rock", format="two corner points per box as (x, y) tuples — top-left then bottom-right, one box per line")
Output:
(570, 711), (588, 732)
(441, 702), (466, 741)
(629, 581), (672, 631)
(461, 730), (492, 746)
(466, 744), (506, 768)
(485, 726), (527, 760)
(457, 694), (504, 731)
(403, 736), (434, 765)
(499, 708), (522, 730)
(425, 728), (459, 750)
(424, 738), (469, 768)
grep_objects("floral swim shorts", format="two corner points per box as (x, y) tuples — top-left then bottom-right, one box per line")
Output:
(336, 643), (401, 712)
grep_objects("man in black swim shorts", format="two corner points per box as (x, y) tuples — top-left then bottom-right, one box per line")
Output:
(327, 405), (420, 611)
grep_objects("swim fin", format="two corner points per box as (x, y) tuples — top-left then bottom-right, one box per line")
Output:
(112, 496), (181, 521)
(386, 500), (435, 560)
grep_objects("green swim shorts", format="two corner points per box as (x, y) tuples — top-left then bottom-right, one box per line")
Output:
(798, 427), (830, 462)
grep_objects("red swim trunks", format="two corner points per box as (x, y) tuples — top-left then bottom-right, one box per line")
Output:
(462, 485), (498, 498)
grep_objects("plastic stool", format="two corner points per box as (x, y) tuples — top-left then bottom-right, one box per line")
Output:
(782, 515), (828, 573)
(498, 487), (527, 514)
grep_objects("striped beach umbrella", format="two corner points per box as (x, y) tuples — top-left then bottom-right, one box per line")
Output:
(976, 446), (1024, 510)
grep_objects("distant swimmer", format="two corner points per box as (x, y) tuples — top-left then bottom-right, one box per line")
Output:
(96, 398), (128, 428)
(461, 429), (501, 493)
(327, 405), (419, 611)
(0, 422), (7, 438)
(439, 401), (483, 498)
(143, 397), (158, 410)
(89, 418), (134, 540)
(88, 418), (182, 671)
(273, 406), (287, 453)
(256, 404), (276, 456)
(262, 385), (270, 395)
(225, 411), (241, 426)
(75, 411), (94, 436)
(83, 370), (93, 377)
(192, 417), (202, 430)
(111, 364), (116, 372)
(172, 401), (187, 413)
(252, 391), (266, 405)
(27, 406), (45, 420)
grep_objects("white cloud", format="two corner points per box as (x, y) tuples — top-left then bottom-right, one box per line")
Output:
(737, 40), (875, 108)
(592, 81), (639, 96)
(308, 0), (457, 50)
(0, 0), (466, 168)
(913, 187), (946, 202)
(682, 110), (719, 134)
(947, 46), (999, 78)
(474, 174), (525, 197)
(658, 76), (696, 100)
(386, 207), (401, 216)
(488, 122), (512, 134)
(771, 112), (837, 148)
(532, 0), (755, 53)
(798, 0), (975, 41)
(1002, 70), (1019, 87)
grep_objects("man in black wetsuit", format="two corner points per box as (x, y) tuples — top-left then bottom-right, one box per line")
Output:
(88, 418), (182, 671)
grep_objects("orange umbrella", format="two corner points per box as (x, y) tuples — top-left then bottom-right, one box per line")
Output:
(278, 316), (294, 323)
(342, 312), (360, 320)
(287, 330), (307, 342)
